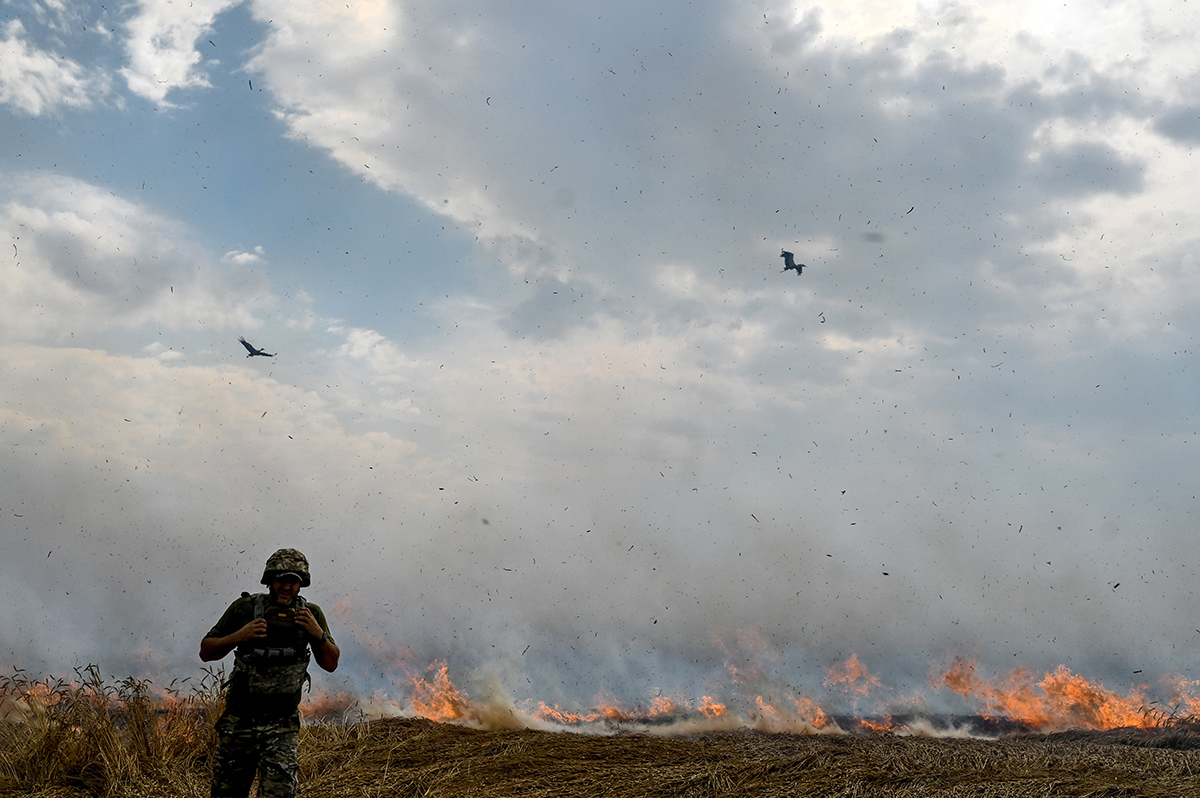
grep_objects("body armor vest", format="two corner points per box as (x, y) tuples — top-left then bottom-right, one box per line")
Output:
(228, 593), (311, 717)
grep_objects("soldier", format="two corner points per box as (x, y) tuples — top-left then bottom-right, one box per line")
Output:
(200, 548), (340, 798)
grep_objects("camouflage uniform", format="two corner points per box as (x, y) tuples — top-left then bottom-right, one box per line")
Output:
(205, 549), (334, 798)
(210, 711), (301, 798)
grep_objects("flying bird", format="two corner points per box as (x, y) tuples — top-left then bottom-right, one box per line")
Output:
(780, 250), (805, 276)
(239, 337), (275, 357)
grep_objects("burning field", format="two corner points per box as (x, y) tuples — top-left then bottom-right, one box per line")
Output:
(5, 660), (1200, 797)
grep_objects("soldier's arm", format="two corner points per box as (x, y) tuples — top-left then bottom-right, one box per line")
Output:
(199, 619), (268, 661)
(311, 634), (340, 672)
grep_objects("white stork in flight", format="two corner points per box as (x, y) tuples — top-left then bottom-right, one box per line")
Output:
(239, 337), (275, 357)
(780, 250), (805, 276)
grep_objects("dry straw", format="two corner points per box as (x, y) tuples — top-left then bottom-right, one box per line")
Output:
(0, 665), (222, 797)
(299, 718), (1200, 798)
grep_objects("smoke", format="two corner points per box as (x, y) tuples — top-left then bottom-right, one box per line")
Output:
(5, 0), (1200, 737)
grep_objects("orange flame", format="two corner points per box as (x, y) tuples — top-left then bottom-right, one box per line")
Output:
(698, 696), (726, 718)
(789, 695), (833, 730)
(941, 656), (1151, 731)
(1157, 675), (1200, 718)
(535, 702), (587, 725)
(825, 653), (884, 697)
(748, 693), (833, 732)
(410, 663), (473, 723)
(855, 716), (896, 733)
(648, 696), (677, 718)
(595, 703), (634, 723)
(531, 701), (637, 725)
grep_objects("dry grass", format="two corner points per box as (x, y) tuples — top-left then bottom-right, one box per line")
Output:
(4, 669), (1200, 797)
(0, 666), (222, 798)
(298, 718), (1200, 798)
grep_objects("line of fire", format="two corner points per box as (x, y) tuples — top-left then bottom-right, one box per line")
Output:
(336, 652), (1198, 736)
(9, 649), (1187, 739)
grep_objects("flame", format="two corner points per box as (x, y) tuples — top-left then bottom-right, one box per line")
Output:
(648, 696), (677, 718)
(825, 654), (883, 697)
(1155, 674), (1200, 717)
(530, 695), (737, 727)
(596, 703), (634, 723)
(747, 693), (834, 732)
(855, 716), (896, 733)
(789, 695), (833, 730)
(406, 664), (530, 730)
(535, 701), (586, 725)
(530, 701), (636, 725)
(940, 656), (1151, 731)
(698, 696), (726, 718)
(410, 663), (474, 723)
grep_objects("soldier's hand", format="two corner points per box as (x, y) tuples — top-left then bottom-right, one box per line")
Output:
(295, 607), (323, 640)
(234, 618), (269, 643)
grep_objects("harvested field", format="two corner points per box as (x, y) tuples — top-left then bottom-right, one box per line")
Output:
(295, 718), (1200, 798)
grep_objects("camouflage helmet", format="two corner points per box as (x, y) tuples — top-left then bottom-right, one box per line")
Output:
(261, 547), (311, 587)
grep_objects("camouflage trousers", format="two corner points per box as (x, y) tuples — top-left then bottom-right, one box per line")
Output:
(210, 710), (301, 798)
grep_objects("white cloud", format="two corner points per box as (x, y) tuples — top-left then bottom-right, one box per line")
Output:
(142, 341), (186, 361)
(795, 0), (1200, 96)
(0, 173), (275, 340)
(0, 20), (109, 114)
(119, 0), (245, 103)
(222, 245), (267, 265)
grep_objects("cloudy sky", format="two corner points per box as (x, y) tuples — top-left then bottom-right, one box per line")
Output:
(4, 0), (1200, 723)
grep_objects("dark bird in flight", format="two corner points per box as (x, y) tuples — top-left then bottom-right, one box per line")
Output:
(239, 337), (275, 357)
(780, 250), (805, 276)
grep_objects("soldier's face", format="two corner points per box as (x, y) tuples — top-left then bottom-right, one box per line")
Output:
(271, 576), (301, 605)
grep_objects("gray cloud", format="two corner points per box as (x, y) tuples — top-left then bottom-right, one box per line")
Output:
(1155, 105), (1200, 143)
